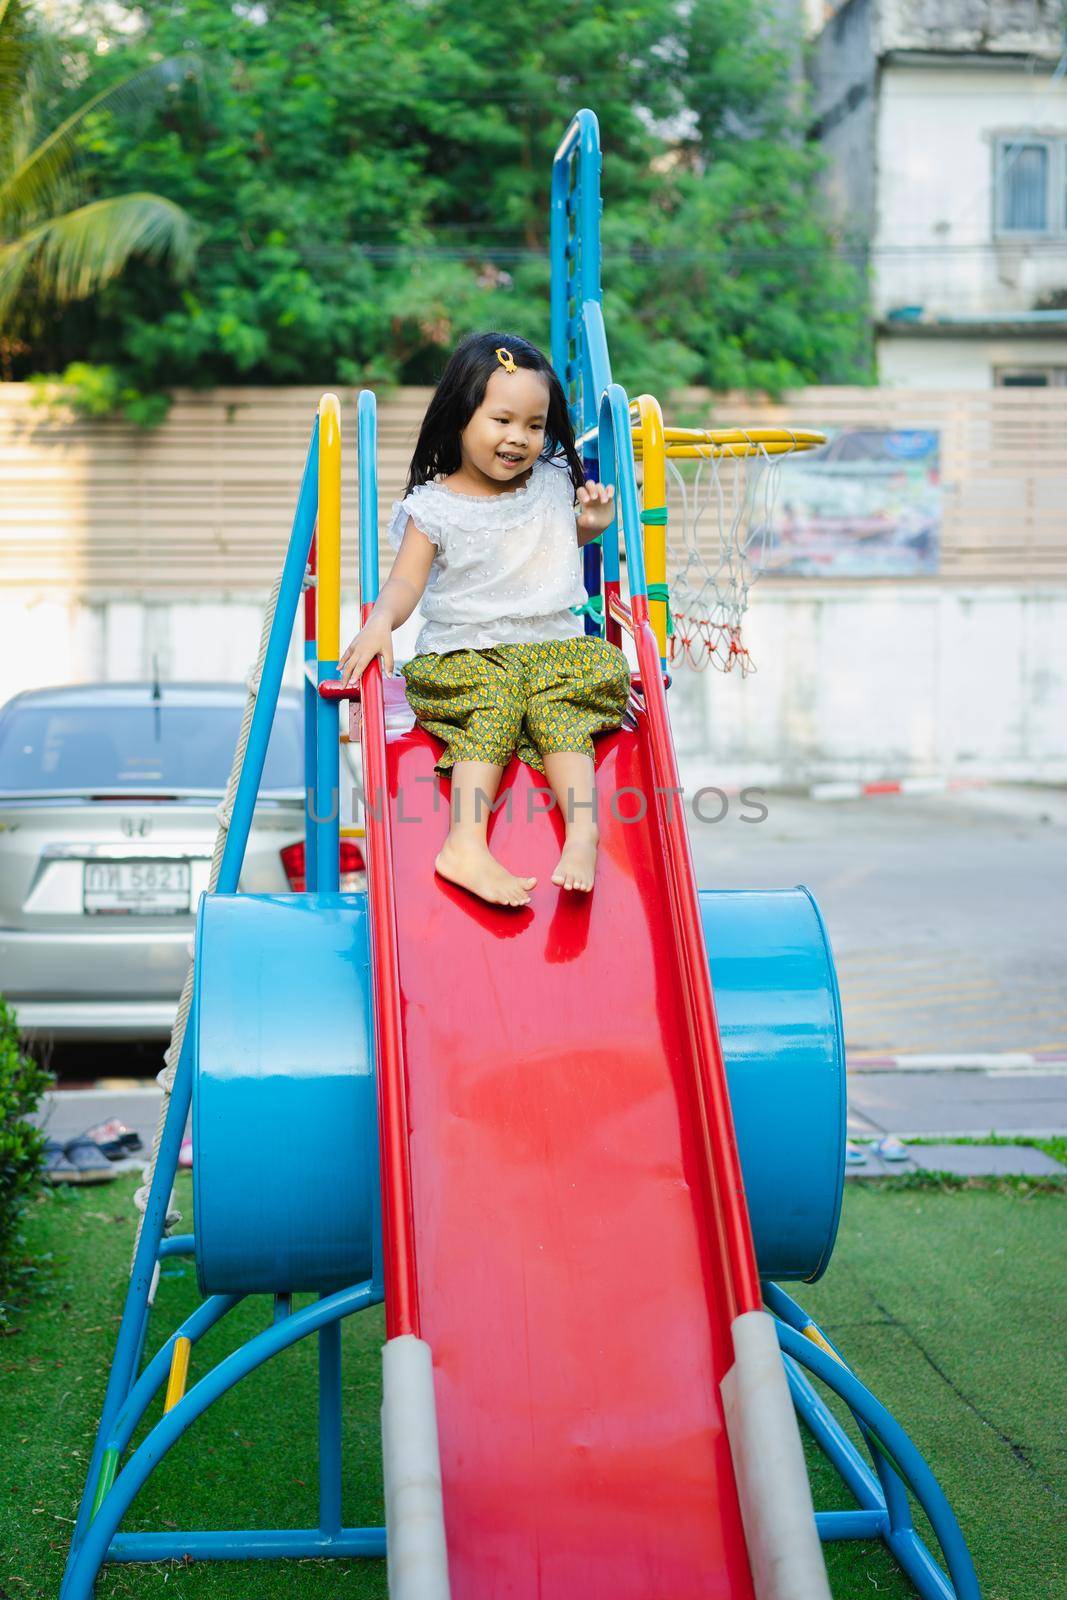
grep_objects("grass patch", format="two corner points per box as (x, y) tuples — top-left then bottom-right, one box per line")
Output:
(1, 1174), (388, 1597)
(1, 1176), (1063, 1596)
(866, 1134), (1067, 1196)
(794, 1184), (1065, 1600)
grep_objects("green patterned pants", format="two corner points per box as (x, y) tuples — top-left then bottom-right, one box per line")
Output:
(401, 636), (631, 777)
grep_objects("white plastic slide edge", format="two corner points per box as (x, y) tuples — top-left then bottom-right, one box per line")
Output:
(721, 1309), (832, 1600)
(381, 1334), (452, 1599)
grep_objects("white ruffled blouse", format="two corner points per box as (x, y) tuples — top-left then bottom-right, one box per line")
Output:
(387, 458), (589, 656)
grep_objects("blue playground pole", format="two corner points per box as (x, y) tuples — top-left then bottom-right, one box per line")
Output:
(552, 109), (613, 636)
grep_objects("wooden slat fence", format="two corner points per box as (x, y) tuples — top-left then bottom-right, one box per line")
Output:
(2, 384), (1064, 593)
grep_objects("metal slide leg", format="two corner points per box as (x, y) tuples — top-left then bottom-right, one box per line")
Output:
(768, 1302), (981, 1600)
(64, 1034), (193, 1571)
(319, 1311), (343, 1538)
(62, 1281), (383, 1599)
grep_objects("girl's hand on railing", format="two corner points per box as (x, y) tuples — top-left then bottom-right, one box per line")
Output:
(576, 479), (615, 538)
(339, 615), (394, 687)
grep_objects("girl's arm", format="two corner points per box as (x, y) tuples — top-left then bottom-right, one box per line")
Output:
(338, 517), (436, 685)
(575, 480), (615, 547)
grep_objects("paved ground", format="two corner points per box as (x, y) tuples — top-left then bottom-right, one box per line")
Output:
(32, 1085), (181, 1156)
(33, 1064), (1067, 1164)
(683, 780), (1067, 1059)
(847, 1066), (1067, 1140)
(847, 1141), (1064, 1179)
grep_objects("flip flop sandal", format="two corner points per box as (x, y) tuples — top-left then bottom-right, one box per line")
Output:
(845, 1141), (868, 1165)
(43, 1138), (71, 1179)
(872, 1134), (910, 1162)
(80, 1119), (144, 1159)
(43, 1137), (117, 1186)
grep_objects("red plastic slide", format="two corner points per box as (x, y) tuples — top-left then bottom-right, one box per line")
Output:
(374, 666), (759, 1598)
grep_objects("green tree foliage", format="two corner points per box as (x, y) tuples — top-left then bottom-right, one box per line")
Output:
(0, 0), (197, 372)
(12, 0), (870, 404)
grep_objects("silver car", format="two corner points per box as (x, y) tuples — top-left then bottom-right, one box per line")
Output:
(0, 682), (364, 1041)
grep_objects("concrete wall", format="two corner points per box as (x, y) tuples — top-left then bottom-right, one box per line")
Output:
(674, 581), (1067, 787)
(4, 582), (1063, 788)
(0, 589), (426, 710)
(877, 333), (1067, 386)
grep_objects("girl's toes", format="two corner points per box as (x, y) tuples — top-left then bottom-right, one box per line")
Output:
(552, 835), (598, 892)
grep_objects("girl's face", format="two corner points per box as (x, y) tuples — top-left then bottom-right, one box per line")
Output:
(460, 366), (551, 486)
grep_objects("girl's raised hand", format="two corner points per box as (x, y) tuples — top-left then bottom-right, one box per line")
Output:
(338, 614), (394, 688)
(576, 479), (615, 536)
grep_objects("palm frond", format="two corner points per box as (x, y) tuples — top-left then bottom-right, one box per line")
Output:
(0, 52), (199, 231)
(0, 192), (196, 324)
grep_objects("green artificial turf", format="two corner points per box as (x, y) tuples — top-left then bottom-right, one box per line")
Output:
(1, 1175), (1062, 1597)
(794, 1184), (1066, 1600)
(1, 1173), (389, 1597)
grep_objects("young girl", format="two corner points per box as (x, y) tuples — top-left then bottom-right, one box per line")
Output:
(339, 331), (631, 909)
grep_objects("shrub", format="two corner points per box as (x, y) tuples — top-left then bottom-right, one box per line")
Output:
(0, 997), (53, 1325)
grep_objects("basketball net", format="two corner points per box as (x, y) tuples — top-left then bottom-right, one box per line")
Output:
(663, 437), (788, 675)
(619, 399), (824, 675)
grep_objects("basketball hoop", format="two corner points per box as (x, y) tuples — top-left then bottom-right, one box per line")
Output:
(630, 405), (826, 674)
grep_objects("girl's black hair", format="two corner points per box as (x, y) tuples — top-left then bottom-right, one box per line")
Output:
(404, 331), (586, 496)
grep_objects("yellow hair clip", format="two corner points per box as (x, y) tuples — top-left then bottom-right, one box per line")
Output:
(495, 346), (517, 374)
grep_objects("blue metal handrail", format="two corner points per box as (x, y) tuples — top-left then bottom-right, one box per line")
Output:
(551, 108), (614, 636)
(358, 388), (380, 608)
(596, 383), (648, 599)
(550, 108), (612, 445)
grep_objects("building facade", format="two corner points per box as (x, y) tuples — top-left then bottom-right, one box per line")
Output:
(808, 0), (1067, 387)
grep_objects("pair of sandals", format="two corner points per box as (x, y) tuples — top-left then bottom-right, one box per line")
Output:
(42, 1120), (144, 1186)
(846, 1134), (910, 1167)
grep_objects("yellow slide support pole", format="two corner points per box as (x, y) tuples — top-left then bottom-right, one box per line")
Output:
(317, 394), (342, 666)
(163, 1336), (192, 1414)
(632, 394), (669, 665)
(802, 1322), (848, 1369)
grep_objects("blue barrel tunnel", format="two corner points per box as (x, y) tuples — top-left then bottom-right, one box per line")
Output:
(192, 887), (845, 1295)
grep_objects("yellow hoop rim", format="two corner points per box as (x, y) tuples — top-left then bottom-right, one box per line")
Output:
(632, 424), (826, 461)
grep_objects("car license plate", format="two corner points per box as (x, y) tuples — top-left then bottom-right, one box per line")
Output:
(83, 860), (192, 915)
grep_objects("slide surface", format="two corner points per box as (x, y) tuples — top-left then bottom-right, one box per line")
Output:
(382, 673), (755, 1598)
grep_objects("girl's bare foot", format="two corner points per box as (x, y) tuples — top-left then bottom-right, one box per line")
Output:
(435, 835), (536, 907)
(551, 829), (599, 892)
